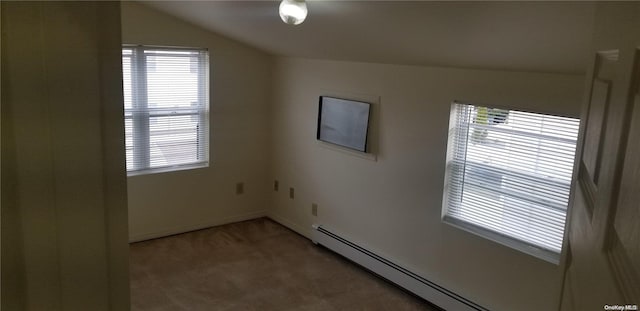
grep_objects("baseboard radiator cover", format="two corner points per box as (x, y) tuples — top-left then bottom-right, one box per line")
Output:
(311, 224), (488, 311)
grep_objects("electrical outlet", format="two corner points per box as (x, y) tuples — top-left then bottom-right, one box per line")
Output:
(236, 182), (244, 195)
(289, 187), (294, 199)
(311, 203), (318, 216)
(274, 180), (279, 191)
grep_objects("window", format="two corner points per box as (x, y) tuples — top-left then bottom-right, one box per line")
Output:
(122, 46), (209, 175)
(442, 102), (580, 263)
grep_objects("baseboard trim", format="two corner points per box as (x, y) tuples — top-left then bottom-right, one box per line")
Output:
(266, 212), (311, 239)
(312, 224), (488, 311)
(129, 210), (267, 243)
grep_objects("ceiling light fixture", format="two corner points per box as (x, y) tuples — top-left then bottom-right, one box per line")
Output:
(279, 0), (307, 25)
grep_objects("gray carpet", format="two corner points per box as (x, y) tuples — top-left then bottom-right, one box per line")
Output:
(130, 217), (439, 310)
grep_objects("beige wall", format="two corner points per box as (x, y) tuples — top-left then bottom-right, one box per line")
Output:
(120, 2), (273, 241)
(1, 2), (129, 310)
(269, 57), (584, 311)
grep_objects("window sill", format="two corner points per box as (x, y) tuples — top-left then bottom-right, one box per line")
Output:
(127, 162), (208, 177)
(443, 215), (561, 265)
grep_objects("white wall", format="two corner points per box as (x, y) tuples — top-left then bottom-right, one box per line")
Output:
(1, 2), (129, 310)
(269, 57), (584, 311)
(120, 2), (273, 241)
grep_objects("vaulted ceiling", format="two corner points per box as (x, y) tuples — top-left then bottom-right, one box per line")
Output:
(141, 1), (595, 75)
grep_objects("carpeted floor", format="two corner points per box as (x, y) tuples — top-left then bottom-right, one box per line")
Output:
(130, 217), (440, 310)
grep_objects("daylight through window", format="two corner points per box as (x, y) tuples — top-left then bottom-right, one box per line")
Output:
(442, 102), (580, 263)
(122, 46), (209, 174)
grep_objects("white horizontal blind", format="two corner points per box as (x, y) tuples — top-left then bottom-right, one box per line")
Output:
(443, 102), (579, 262)
(122, 46), (209, 174)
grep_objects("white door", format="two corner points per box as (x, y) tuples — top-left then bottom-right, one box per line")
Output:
(561, 3), (640, 310)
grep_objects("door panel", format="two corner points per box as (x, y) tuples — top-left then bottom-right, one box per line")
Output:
(581, 78), (610, 185)
(578, 52), (617, 219)
(607, 53), (640, 301)
(561, 3), (640, 310)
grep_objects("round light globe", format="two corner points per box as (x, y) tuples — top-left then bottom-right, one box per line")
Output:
(279, 0), (307, 25)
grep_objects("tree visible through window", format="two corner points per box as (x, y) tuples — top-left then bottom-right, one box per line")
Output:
(442, 102), (580, 263)
(122, 46), (209, 174)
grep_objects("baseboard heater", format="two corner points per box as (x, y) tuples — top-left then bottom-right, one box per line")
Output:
(311, 224), (489, 311)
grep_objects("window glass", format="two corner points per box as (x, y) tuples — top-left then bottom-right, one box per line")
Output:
(123, 46), (209, 175)
(442, 102), (580, 263)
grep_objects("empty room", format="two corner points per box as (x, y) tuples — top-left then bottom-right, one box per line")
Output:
(2, 1), (639, 311)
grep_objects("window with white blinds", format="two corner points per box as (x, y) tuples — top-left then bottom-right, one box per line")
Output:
(122, 46), (209, 175)
(442, 102), (580, 263)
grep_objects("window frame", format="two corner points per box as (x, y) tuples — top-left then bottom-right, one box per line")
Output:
(122, 45), (210, 176)
(441, 101), (580, 264)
